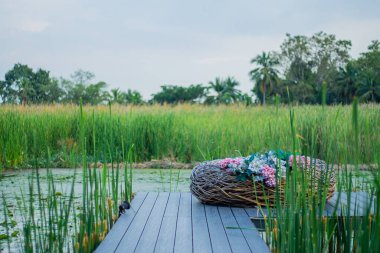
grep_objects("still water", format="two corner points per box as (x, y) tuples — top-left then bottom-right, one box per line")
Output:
(0, 168), (192, 252)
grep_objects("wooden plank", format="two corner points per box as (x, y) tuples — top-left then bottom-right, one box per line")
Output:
(356, 192), (375, 214)
(174, 193), (193, 253)
(95, 192), (148, 253)
(134, 192), (170, 253)
(154, 192), (180, 253)
(348, 192), (363, 215)
(218, 206), (251, 253)
(325, 192), (341, 215)
(245, 207), (269, 218)
(339, 192), (350, 214)
(205, 205), (232, 253)
(324, 192), (375, 216)
(191, 196), (212, 253)
(115, 192), (159, 253)
(232, 208), (270, 253)
(355, 191), (368, 201)
(340, 192), (362, 215)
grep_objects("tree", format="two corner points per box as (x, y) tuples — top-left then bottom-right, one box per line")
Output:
(32, 69), (64, 103)
(59, 78), (76, 103)
(0, 64), (59, 104)
(110, 88), (123, 104)
(333, 62), (358, 104)
(59, 70), (109, 105)
(19, 78), (35, 105)
(151, 84), (207, 104)
(71, 70), (95, 86)
(1, 64), (34, 104)
(206, 77), (242, 104)
(249, 52), (279, 105)
(309, 32), (352, 85)
(354, 40), (380, 103)
(206, 78), (225, 104)
(122, 89), (144, 105)
(42, 78), (65, 103)
(67, 83), (86, 104)
(278, 32), (352, 104)
(357, 70), (380, 103)
(84, 81), (108, 105)
(0, 64), (64, 104)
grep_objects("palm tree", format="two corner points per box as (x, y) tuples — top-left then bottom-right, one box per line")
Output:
(334, 62), (358, 104)
(357, 70), (380, 103)
(207, 78), (225, 104)
(249, 52), (279, 105)
(124, 89), (143, 105)
(223, 77), (241, 103)
(111, 88), (122, 104)
(207, 77), (241, 104)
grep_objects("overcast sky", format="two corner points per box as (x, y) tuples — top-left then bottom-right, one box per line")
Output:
(1, 0), (380, 99)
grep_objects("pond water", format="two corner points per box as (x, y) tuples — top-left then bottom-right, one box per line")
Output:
(0, 168), (192, 252)
(0, 167), (374, 252)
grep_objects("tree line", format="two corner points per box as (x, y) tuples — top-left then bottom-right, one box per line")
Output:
(1, 31), (379, 105)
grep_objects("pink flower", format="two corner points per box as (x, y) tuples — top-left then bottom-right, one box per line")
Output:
(262, 164), (275, 178)
(262, 165), (277, 187)
(289, 155), (311, 168)
(265, 177), (276, 187)
(217, 157), (242, 168)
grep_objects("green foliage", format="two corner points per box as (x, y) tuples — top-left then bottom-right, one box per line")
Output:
(275, 34), (380, 105)
(0, 105), (135, 252)
(0, 104), (379, 169)
(205, 76), (244, 104)
(0, 66), (143, 106)
(151, 84), (207, 104)
(0, 64), (59, 105)
(250, 52), (280, 105)
(260, 100), (380, 253)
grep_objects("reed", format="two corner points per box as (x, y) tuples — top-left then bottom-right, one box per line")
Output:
(0, 103), (134, 252)
(260, 99), (380, 252)
(0, 102), (379, 252)
(0, 104), (379, 169)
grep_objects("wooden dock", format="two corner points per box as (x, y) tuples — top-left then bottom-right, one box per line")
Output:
(96, 192), (375, 253)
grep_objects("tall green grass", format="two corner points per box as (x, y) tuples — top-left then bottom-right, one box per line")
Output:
(0, 102), (379, 252)
(0, 104), (134, 252)
(260, 98), (380, 252)
(0, 104), (379, 169)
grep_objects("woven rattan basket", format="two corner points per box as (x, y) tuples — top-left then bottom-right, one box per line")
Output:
(190, 159), (335, 207)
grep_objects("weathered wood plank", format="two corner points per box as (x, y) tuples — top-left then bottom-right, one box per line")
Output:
(191, 196), (212, 253)
(218, 206), (251, 253)
(245, 207), (268, 218)
(95, 192), (147, 253)
(134, 192), (170, 253)
(205, 205), (232, 253)
(348, 192), (364, 215)
(174, 193), (193, 253)
(99, 191), (374, 253)
(232, 208), (270, 252)
(154, 192), (180, 253)
(325, 192), (342, 215)
(115, 192), (159, 253)
(356, 192), (376, 214)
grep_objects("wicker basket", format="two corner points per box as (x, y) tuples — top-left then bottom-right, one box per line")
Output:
(190, 159), (335, 207)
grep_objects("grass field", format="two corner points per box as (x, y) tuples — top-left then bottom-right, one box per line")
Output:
(0, 102), (379, 252)
(0, 103), (379, 169)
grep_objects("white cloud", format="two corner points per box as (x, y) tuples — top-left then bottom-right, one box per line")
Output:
(17, 20), (51, 33)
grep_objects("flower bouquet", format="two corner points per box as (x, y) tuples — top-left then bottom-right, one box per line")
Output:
(190, 150), (335, 207)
